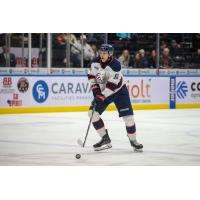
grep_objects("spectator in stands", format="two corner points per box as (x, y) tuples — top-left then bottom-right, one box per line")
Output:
(50, 33), (80, 67)
(63, 33), (77, 46)
(192, 33), (200, 51)
(170, 40), (185, 68)
(66, 34), (81, 67)
(0, 46), (16, 67)
(71, 35), (94, 67)
(191, 49), (200, 68)
(118, 49), (134, 68)
(170, 40), (181, 57)
(38, 48), (47, 67)
(87, 34), (105, 44)
(160, 40), (168, 51)
(134, 53), (140, 67)
(91, 44), (99, 57)
(160, 48), (174, 68)
(134, 49), (148, 68)
(148, 50), (157, 68)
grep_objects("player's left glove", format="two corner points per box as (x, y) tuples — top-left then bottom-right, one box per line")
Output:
(92, 94), (106, 106)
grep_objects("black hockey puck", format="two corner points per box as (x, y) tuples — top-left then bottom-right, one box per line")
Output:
(75, 154), (81, 159)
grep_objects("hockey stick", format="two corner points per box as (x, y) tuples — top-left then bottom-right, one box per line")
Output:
(77, 103), (96, 148)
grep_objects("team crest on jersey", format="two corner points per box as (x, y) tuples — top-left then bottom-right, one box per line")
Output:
(96, 72), (105, 83)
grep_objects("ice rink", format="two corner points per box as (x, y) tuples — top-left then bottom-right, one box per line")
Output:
(0, 109), (200, 166)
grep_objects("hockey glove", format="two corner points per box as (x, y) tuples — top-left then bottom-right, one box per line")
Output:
(91, 84), (101, 97)
(92, 94), (106, 106)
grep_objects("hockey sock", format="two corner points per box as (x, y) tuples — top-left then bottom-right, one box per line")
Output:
(123, 115), (136, 141)
(126, 124), (136, 141)
(92, 118), (106, 137)
(88, 110), (106, 137)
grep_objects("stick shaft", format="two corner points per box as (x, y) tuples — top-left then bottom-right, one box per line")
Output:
(82, 105), (95, 147)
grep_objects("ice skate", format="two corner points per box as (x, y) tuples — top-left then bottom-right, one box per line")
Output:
(93, 129), (112, 151)
(129, 140), (143, 152)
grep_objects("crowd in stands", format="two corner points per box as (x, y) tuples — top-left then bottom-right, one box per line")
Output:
(0, 33), (200, 68)
(0, 45), (16, 67)
(115, 34), (200, 69)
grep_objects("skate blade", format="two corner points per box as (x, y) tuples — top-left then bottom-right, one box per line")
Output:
(94, 143), (112, 151)
(134, 148), (143, 153)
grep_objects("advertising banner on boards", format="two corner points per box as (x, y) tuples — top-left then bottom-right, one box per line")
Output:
(0, 75), (199, 109)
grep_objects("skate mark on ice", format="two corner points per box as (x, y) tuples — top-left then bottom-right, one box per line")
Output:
(0, 121), (75, 126)
(144, 150), (200, 158)
(1, 140), (200, 159)
(185, 131), (200, 138)
(0, 139), (79, 148)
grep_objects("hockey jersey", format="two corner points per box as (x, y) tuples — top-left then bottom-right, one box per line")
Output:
(88, 56), (124, 98)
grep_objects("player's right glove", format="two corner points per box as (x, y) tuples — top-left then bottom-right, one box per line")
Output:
(91, 84), (101, 97)
(92, 94), (106, 107)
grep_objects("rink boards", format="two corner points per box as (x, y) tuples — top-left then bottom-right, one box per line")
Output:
(0, 75), (200, 114)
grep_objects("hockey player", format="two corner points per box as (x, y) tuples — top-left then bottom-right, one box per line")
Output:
(88, 44), (143, 152)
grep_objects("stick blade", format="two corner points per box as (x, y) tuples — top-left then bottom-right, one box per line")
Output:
(77, 138), (84, 147)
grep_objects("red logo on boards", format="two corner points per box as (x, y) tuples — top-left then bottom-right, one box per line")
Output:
(3, 77), (12, 87)
(7, 93), (22, 107)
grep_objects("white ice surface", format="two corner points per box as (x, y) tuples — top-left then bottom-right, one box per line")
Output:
(0, 109), (200, 165)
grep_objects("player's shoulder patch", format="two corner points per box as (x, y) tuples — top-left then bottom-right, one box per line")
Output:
(108, 58), (121, 72)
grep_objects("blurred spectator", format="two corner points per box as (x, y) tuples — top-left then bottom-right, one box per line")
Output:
(162, 33), (182, 44)
(49, 33), (80, 67)
(0, 34), (6, 46)
(134, 49), (149, 68)
(161, 34), (170, 44)
(191, 49), (200, 68)
(1, 33), (200, 69)
(71, 35), (94, 67)
(192, 33), (200, 51)
(0, 46), (16, 67)
(63, 33), (77, 45)
(87, 34), (105, 43)
(148, 50), (157, 68)
(51, 34), (67, 67)
(91, 44), (99, 57)
(170, 40), (181, 57)
(57, 33), (65, 46)
(65, 34), (81, 67)
(134, 53), (140, 67)
(170, 40), (185, 68)
(54, 33), (81, 67)
(160, 48), (174, 68)
(160, 40), (167, 51)
(39, 48), (47, 67)
(118, 49), (134, 68)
